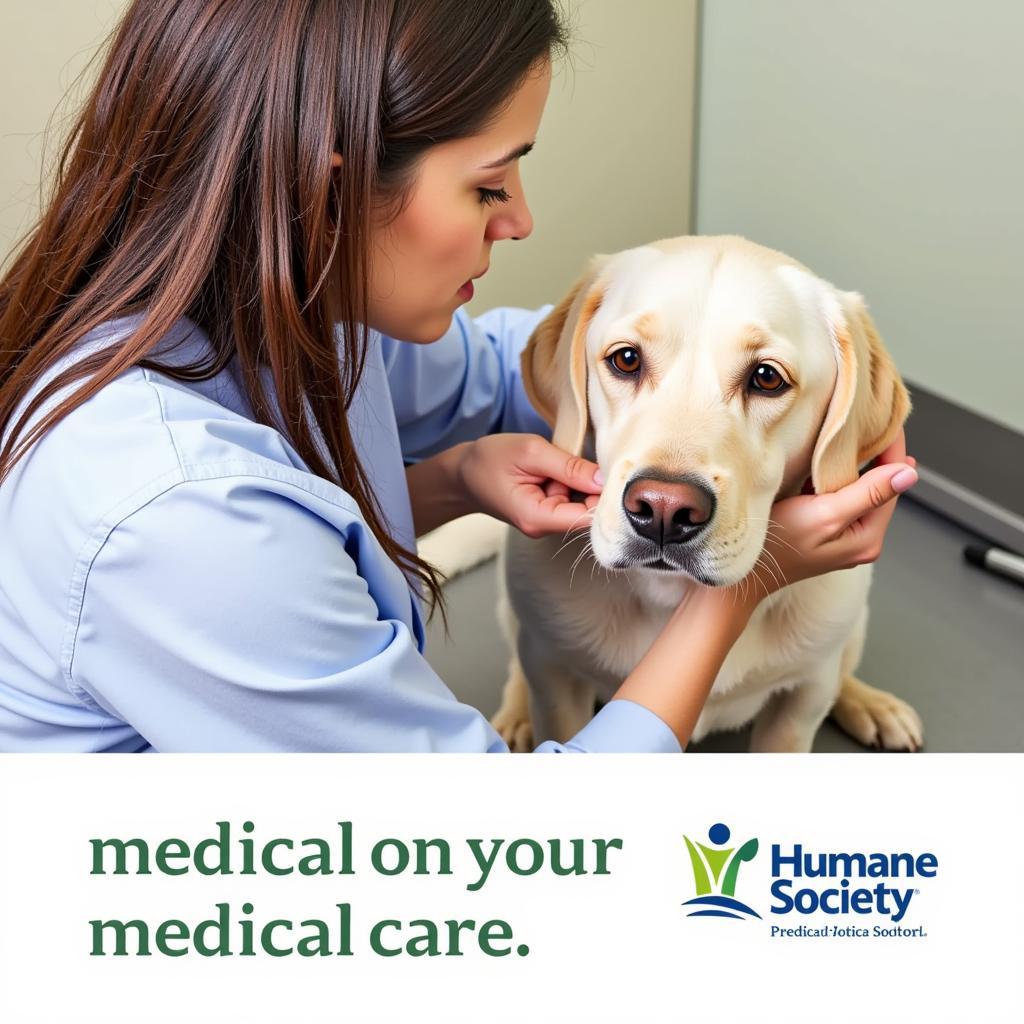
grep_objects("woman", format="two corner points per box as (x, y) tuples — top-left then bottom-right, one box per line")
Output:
(0, 0), (916, 752)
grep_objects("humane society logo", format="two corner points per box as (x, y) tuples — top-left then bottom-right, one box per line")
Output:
(682, 823), (761, 920)
(681, 822), (937, 938)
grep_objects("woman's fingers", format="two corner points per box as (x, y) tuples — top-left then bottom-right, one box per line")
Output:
(520, 437), (603, 495)
(767, 454), (919, 583)
(819, 462), (917, 536)
(871, 428), (908, 467)
(820, 430), (917, 561)
(808, 461), (916, 569)
(543, 479), (571, 502)
(538, 500), (597, 535)
(461, 435), (605, 538)
(513, 482), (594, 536)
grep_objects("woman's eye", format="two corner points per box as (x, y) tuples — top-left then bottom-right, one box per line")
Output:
(749, 362), (788, 393)
(607, 348), (642, 375)
(478, 186), (511, 206)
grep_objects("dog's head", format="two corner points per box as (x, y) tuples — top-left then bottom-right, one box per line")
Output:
(522, 236), (910, 586)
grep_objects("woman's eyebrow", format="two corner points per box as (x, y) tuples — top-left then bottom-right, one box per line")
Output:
(479, 141), (534, 169)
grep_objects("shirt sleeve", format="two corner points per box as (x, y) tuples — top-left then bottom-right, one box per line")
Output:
(68, 474), (679, 753)
(379, 305), (554, 462)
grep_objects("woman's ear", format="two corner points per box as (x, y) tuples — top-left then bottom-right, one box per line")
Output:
(521, 255), (608, 455)
(810, 287), (912, 493)
(331, 152), (343, 169)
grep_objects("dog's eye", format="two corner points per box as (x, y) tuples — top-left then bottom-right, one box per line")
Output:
(749, 363), (788, 393)
(607, 348), (641, 375)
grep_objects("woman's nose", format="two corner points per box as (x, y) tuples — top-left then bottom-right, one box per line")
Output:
(487, 191), (533, 243)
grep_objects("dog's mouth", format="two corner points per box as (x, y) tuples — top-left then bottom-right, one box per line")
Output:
(651, 559), (719, 585)
(646, 558), (675, 571)
(604, 547), (720, 586)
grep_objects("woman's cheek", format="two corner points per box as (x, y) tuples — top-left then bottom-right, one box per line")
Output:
(423, 229), (472, 280)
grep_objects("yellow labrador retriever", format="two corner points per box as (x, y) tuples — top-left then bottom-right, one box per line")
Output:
(492, 235), (923, 752)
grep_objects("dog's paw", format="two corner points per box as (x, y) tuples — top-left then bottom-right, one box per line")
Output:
(831, 676), (924, 752)
(491, 706), (534, 753)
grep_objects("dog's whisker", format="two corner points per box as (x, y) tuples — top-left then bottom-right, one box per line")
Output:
(755, 551), (778, 589)
(747, 524), (802, 561)
(760, 548), (789, 590)
(568, 542), (594, 590)
(551, 531), (592, 560)
(763, 519), (803, 557)
(569, 546), (588, 575)
(759, 541), (792, 588)
(763, 534), (801, 558)
(738, 515), (802, 559)
(560, 508), (596, 539)
(752, 568), (768, 604)
(573, 548), (598, 589)
(753, 553), (781, 599)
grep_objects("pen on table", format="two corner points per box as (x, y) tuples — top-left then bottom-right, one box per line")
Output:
(963, 545), (1024, 589)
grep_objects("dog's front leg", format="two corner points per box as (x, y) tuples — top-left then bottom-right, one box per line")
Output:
(748, 667), (843, 753)
(492, 650), (598, 751)
(491, 656), (536, 752)
(528, 670), (598, 749)
(515, 636), (598, 748)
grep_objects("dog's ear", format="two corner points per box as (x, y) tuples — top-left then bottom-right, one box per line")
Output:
(810, 288), (911, 493)
(521, 256), (608, 455)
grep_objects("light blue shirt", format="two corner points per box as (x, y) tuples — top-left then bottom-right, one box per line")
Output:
(0, 308), (680, 753)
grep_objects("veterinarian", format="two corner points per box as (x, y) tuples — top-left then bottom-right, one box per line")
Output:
(0, 0), (917, 753)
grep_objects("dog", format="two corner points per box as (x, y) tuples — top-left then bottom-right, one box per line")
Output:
(491, 235), (923, 752)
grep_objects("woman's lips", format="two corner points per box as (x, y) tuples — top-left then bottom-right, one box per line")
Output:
(458, 266), (487, 302)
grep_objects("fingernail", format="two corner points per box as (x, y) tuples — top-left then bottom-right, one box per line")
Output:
(593, 468), (605, 487)
(891, 468), (918, 493)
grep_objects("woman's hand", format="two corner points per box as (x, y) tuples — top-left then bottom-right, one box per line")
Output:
(740, 430), (918, 604)
(455, 434), (603, 537)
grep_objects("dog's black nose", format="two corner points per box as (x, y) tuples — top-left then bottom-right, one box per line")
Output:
(622, 476), (715, 546)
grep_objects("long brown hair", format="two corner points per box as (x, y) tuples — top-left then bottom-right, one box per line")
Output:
(0, 0), (568, 620)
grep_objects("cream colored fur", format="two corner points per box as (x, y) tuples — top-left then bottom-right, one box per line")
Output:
(491, 235), (923, 753)
(418, 513), (505, 581)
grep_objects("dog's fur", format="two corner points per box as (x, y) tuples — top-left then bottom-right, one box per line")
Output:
(491, 235), (923, 752)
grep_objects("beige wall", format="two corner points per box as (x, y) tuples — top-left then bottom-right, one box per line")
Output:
(695, 0), (1024, 434)
(471, 0), (698, 313)
(2, 0), (699, 308)
(0, 1), (127, 264)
